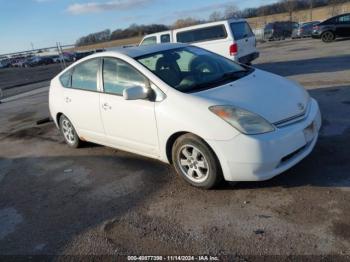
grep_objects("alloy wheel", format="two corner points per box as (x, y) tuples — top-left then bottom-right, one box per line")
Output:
(177, 145), (209, 183)
(61, 118), (76, 145)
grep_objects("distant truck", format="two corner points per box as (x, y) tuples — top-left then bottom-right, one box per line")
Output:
(264, 21), (299, 41)
(139, 19), (259, 65)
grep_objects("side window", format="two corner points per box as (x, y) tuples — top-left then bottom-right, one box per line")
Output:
(137, 54), (163, 72)
(176, 25), (227, 43)
(161, 34), (170, 43)
(71, 59), (100, 91)
(140, 36), (157, 45)
(339, 15), (350, 24)
(59, 70), (72, 88)
(103, 58), (146, 96)
(176, 51), (195, 72)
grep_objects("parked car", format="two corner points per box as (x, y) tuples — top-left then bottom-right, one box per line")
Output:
(264, 21), (299, 41)
(49, 43), (321, 189)
(312, 13), (350, 42)
(51, 54), (73, 63)
(139, 19), (259, 65)
(0, 59), (10, 69)
(74, 51), (94, 61)
(22, 56), (54, 67)
(11, 57), (27, 68)
(292, 21), (320, 38)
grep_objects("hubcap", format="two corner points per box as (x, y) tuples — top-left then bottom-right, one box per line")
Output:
(61, 118), (76, 144)
(178, 145), (209, 183)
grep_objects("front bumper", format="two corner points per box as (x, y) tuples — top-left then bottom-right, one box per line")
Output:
(207, 98), (322, 182)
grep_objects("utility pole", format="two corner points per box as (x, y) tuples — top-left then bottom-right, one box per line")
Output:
(30, 42), (34, 51)
(310, 0), (313, 21)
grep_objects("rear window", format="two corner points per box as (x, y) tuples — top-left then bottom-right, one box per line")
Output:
(230, 22), (254, 40)
(176, 25), (227, 43)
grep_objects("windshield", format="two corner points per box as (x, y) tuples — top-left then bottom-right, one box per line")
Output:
(136, 46), (252, 93)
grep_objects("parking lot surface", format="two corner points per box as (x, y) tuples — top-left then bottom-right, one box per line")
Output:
(0, 38), (349, 257)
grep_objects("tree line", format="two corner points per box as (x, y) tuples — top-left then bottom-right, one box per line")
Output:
(75, 0), (350, 47)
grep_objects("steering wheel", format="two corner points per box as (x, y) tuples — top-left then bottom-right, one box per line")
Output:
(189, 56), (219, 82)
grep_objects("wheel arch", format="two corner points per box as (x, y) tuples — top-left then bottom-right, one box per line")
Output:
(56, 112), (63, 125)
(165, 131), (220, 167)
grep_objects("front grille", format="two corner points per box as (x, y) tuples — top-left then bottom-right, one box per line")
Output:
(274, 102), (310, 128)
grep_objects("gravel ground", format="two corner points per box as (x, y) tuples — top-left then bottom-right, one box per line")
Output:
(0, 38), (349, 259)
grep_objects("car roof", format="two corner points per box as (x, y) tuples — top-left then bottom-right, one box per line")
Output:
(106, 43), (188, 58)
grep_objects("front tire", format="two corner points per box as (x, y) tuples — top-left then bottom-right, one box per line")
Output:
(172, 134), (222, 189)
(59, 115), (81, 148)
(321, 31), (335, 43)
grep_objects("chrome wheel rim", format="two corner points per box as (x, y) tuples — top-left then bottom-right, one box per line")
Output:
(177, 145), (209, 183)
(61, 118), (76, 144)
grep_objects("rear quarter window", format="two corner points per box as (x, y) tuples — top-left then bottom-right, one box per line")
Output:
(59, 70), (72, 88)
(231, 22), (254, 40)
(176, 25), (227, 43)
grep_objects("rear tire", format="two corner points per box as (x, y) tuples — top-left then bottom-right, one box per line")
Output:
(59, 115), (81, 148)
(172, 134), (222, 189)
(321, 31), (335, 43)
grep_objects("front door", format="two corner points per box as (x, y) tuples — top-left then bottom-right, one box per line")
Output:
(99, 57), (159, 157)
(336, 14), (350, 37)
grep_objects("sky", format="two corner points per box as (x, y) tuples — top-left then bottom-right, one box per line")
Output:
(0, 0), (279, 54)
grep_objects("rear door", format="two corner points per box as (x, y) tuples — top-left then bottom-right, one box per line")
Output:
(62, 58), (105, 142)
(336, 14), (350, 37)
(230, 21), (257, 60)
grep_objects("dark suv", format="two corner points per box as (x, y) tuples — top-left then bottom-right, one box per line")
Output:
(312, 13), (350, 42)
(264, 21), (299, 41)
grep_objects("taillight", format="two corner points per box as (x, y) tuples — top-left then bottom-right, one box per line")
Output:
(229, 43), (238, 56)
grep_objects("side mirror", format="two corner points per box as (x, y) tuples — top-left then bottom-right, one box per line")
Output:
(123, 86), (150, 100)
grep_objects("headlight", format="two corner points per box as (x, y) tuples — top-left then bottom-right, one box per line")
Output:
(209, 106), (275, 135)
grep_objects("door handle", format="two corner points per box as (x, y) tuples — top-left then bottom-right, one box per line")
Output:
(102, 103), (111, 110)
(65, 97), (71, 103)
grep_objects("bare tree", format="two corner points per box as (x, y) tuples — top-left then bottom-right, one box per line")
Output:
(282, 0), (296, 21)
(172, 18), (201, 29)
(209, 11), (223, 22)
(329, 0), (343, 16)
(224, 4), (240, 19)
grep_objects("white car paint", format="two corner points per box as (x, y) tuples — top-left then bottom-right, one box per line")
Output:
(49, 43), (321, 183)
(139, 19), (259, 64)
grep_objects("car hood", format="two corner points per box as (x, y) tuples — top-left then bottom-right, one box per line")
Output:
(194, 69), (310, 124)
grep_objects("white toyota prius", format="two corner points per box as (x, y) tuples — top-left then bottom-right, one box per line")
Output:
(49, 43), (321, 189)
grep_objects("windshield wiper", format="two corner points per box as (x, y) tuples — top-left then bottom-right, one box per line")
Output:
(185, 69), (252, 93)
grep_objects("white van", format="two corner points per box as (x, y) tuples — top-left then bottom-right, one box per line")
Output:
(139, 19), (259, 64)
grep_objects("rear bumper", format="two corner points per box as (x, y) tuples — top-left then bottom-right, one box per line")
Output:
(207, 99), (321, 182)
(238, 52), (259, 64)
(312, 31), (322, 38)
